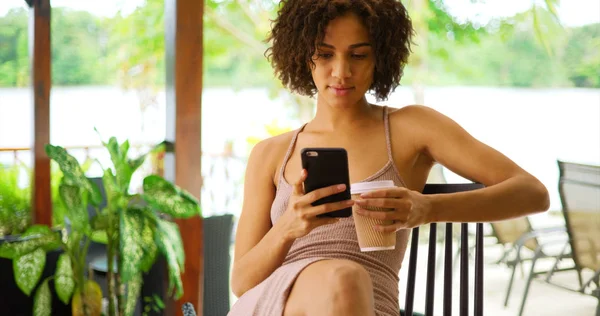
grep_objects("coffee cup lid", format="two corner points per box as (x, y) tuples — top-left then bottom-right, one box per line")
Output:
(350, 180), (395, 194)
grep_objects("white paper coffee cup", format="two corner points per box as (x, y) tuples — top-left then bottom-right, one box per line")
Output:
(351, 180), (396, 252)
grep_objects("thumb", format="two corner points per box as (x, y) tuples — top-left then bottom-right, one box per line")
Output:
(293, 169), (307, 196)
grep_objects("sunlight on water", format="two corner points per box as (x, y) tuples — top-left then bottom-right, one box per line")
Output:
(1, 86), (599, 217)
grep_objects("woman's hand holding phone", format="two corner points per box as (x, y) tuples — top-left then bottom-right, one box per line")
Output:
(276, 169), (355, 242)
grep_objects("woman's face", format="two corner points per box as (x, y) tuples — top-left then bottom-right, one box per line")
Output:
(310, 13), (375, 109)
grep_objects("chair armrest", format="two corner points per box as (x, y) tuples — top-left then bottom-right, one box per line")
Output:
(514, 226), (567, 248)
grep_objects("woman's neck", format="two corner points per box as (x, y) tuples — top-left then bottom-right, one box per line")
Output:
(310, 95), (378, 132)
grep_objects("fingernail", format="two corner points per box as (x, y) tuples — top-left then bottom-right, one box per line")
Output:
(360, 193), (370, 197)
(355, 199), (365, 205)
(337, 184), (346, 191)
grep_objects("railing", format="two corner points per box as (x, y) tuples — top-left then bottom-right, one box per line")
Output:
(0, 144), (248, 218)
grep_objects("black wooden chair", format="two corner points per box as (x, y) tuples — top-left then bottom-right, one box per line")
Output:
(400, 183), (485, 316)
(203, 214), (234, 316)
(185, 183), (486, 316)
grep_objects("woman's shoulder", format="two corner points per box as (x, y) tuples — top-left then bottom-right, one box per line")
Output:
(388, 104), (436, 117)
(247, 128), (300, 177)
(387, 104), (448, 128)
(251, 129), (298, 157)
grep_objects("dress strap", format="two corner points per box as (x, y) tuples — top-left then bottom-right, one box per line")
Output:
(383, 106), (394, 162)
(278, 123), (307, 184)
(382, 105), (409, 188)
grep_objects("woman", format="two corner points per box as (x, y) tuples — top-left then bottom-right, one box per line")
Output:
(229, 1), (549, 315)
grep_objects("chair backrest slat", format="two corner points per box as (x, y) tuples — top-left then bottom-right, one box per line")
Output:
(425, 223), (438, 316)
(475, 223), (484, 316)
(402, 183), (485, 316)
(404, 226), (420, 316)
(443, 223), (453, 316)
(460, 223), (469, 316)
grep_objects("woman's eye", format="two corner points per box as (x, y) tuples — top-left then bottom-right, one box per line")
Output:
(317, 53), (333, 59)
(352, 54), (367, 59)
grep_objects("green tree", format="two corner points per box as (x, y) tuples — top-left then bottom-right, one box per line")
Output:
(51, 8), (110, 85)
(0, 8), (28, 86)
(563, 23), (600, 87)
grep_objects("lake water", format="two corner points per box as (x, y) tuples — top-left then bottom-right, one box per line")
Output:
(1, 85), (599, 220)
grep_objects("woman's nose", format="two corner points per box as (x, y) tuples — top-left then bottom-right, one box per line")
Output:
(331, 58), (351, 79)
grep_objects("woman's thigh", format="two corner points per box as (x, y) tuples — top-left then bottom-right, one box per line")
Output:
(283, 259), (375, 316)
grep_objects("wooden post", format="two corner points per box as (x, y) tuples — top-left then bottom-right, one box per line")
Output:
(164, 0), (204, 314)
(29, 0), (52, 226)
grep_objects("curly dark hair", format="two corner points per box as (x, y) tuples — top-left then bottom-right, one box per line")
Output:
(266, 0), (414, 101)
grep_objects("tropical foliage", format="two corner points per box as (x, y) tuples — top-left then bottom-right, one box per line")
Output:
(0, 138), (201, 316)
(0, 0), (598, 89)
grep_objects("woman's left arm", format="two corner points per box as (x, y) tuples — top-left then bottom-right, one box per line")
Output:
(415, 105), (550, 223)
(357, 105), (550, 230)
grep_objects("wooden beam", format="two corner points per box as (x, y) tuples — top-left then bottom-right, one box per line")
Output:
(164, 0), (204, 314)
(30, 0), (52, 226)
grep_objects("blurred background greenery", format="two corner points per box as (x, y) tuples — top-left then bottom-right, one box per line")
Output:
(0, 0), (598, 89)
(0, 0), (599, 226)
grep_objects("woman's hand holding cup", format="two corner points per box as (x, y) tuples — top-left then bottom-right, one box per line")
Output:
(354, 186), (432, 232)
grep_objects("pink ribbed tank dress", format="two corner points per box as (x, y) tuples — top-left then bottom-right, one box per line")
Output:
(229, 106), (410, 316)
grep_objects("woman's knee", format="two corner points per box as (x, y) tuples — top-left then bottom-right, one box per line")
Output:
(325, 260), (373, 301)
(284, 260), (374, 316)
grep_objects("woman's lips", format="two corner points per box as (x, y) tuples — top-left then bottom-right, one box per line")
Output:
(329, 86), (354, 96)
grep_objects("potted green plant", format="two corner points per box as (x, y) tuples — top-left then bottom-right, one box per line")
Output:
(0, 137), (201, 316)
(0, 163), (75, 315)
(0, 164), (32, 237)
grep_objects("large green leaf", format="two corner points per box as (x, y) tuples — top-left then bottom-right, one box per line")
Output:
(33, 278), (51, 316)
(120, 208), (159, 280)
(91, 210), (109, 231)
(55, 253), (74, 305)
(104, 137), (134, 193)
(59, 183), (89, 232)
(156, 219), (184, 269)
(125, 274), (143, 316)
(0, 226), (61, 259)
(119, 209), (145, 283)
(44, 144), (102, 206)
(139, 211), (158, 273)
(21, 225), (50, 236)
(102, 168), (124, 211)
(142, 175), (201, 218)
(128, 155), (147, 174)
(155, 220), (184, 299)
(14, 248), (46, 296)
(21, 226), (62, 253)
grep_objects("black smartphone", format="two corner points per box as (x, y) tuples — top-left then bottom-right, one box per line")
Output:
(300, 147), (352, 218)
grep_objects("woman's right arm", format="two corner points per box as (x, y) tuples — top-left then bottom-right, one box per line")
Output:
(231, 137), (354, 297)
(230, 139), (293, 297)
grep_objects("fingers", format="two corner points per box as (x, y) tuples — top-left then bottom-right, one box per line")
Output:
(301, 183), (348, 205)
(359, 187), (408, 198)
(354, 208), (399, 221)
(374, 221), (406, 233)
(355, 198), (412, 211)
(354, 208), (409, 232)
(307, 199), (354, 217)
(293, 169), (307, 196)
